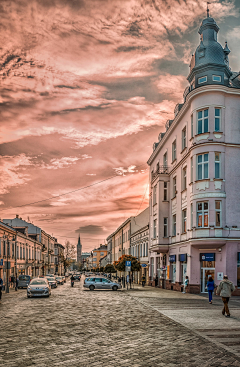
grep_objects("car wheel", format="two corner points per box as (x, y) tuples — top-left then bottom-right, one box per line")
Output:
(27, 295), (30, 298)
(112, 285), (118, 291)
(46, 295), (50, 297)
(89, 285), (95, 291)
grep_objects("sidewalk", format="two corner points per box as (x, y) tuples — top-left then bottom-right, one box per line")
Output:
(124, 283), (240, 358)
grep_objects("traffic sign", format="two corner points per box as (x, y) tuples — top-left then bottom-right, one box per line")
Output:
(125, 261), (131, 267)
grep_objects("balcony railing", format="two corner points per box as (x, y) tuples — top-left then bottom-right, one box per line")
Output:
(151, 166), (169, 181)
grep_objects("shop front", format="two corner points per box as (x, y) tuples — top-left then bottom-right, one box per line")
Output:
(179, 254), (187, 285)
(200, 253), (215, 293)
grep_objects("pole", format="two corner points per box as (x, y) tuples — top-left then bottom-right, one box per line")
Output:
(15, 238), (18, 291)
(5, 240), (9, 293)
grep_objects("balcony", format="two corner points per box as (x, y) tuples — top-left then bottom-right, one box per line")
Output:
(151, 166), (169, 181)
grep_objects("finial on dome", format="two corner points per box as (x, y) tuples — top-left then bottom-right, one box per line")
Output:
(207, 2), (210, 18)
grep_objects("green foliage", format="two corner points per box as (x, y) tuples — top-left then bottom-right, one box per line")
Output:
(114, 255), (141, 272)
(104, 264), (117, 273)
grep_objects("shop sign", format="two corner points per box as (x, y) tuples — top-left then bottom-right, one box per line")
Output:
(200, 253), (215, 261)
(0, 259), (3, 266)
(141, 264), (147, 267)
(217, 272), (224, 281)
(179, 254), (187, 262)
(238, 252), (240, 261)
(167, 265), (170, 279)
(169, 255), (176, 263)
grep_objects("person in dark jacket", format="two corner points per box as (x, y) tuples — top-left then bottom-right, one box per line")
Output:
(154, 275), (158, 287)
(216, 275), (235, 317)
(207, 276), (215, 304)
(70, 274), (74, 287)
(0, 277), (3, 303)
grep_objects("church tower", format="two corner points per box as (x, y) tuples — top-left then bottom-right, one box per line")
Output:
(77, 234), (82, 263)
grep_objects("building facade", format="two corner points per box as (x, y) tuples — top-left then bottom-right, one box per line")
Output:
(148, 13), (240, 294)
(92, 244), (108, 269)
(130, 208), (149, 284)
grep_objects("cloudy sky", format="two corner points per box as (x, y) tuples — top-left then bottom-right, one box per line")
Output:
(0, 0), (239, 251)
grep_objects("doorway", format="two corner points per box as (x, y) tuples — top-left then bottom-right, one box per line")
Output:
(201, 268), (215, 293)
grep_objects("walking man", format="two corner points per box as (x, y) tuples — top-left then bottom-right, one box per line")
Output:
(182, 275), (189, 293)
(216, 275), (235, 317)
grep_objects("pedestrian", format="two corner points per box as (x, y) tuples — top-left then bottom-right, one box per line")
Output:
(207, 276), (215, 304)
(142, 274), (146, 287)
(154, 275), (158, 287)
(0, 277), (3, 303)
(182, 275), (189, 293)
(216, 275), (235, 317)
(118, 276), (121, 284)
(70, 274), (74, 287)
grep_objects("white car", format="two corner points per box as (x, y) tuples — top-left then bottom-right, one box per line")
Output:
(27, 278), (51, 298)
(83, 277), (121, 291)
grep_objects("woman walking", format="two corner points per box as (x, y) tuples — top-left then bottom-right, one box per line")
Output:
(207, 276), (215, 304)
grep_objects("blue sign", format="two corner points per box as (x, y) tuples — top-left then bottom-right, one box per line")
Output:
(179, 254), (187, 262)
(169, 255), (176, 263)
(141, 264), (147, 267)
(200, 253), (215, 261)
(125, 261), (131, 267)
(0, 259), (3, 266)
(238, 252), (240, 261)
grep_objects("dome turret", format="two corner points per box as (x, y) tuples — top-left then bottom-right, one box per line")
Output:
(187, 10), (232, 91)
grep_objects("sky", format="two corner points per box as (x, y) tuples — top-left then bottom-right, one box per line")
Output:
(0, 0), (240, 251)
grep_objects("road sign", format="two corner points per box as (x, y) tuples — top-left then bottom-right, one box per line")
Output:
(125, 260), (131, 272)
(125, 261), (131, 267)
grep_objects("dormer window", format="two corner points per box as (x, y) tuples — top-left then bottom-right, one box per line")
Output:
(199, 50), (205, 58)
(198, 76), (207, 84)
(212, 75), (221, 82)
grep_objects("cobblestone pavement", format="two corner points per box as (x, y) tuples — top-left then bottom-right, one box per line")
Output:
(1, 279), (240, 367)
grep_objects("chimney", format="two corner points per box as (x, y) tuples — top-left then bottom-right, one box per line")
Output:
(16, 214), (19, 218)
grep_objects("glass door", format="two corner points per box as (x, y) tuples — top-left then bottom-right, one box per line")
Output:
(201, 268), (215, 293)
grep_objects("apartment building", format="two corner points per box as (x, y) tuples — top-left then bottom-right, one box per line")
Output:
(147, 12), (240, 294)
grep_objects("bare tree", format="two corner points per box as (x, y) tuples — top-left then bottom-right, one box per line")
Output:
(59, 240), (76, 273)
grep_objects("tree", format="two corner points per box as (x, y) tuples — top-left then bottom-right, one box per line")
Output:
(104, 264), (117, 273)
(59, 240), (76, 273)
(114, 254), (141, 272)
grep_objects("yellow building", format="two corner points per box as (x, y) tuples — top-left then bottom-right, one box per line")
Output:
(92, 244), (108, 269)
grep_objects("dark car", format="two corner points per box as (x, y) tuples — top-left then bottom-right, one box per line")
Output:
(18, 275), (32, 288)
(74, 275), (81, 281)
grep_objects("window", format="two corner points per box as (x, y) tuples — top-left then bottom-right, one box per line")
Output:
(182, 210), (187, 233)
(182, 127), (186, 150)
(197, 153), (209, 180)
(17, 246), (19, 259)
(172, 215), (176, 236)
(153, 185), (157, 205)
(164, 218), (168, 238)
(191, 115), (193, 138)
(215, 108), (221, 131)
(197, 109), (208, 134)
(140, 244), (142, 257)
(191, 203), (193, 228)
(172, 140), (176, 161)
(20, 247), (22, 259)
(198, 76), (207, 84)
(3, 240), (6, 256)
(23, 247), (25, 259)
(182, 166), (187, 190)
(153, 219), (157, 238)
(173, 176), (177, 197)
(191, 157), (193, 182)
(163, 182), (167, 201)
(93, 257), (97, 261)
(12, 243), (14, 257)
(215, 152), (221, 179)
(163, 152), (167, 167)
(100, 252), (105, 256)
(213, 75), (221, 82)
(146, 242), (148, 255)
(197, 202), (209, 228)
(215, 201), (221, 227)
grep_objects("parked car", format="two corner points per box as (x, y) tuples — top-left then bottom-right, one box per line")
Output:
(18, 275), (32, 288)
(60, 276), (66, 283)
(46, 274), (55, 277)
(27, 278), (51, 298)
(45, 277), (57, 288)
(83, 277), (121, 291)
(55, 276), (64, 285)
(74, 275), (81, 281)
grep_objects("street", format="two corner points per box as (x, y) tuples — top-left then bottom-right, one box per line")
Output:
(1, 278), (240, 367)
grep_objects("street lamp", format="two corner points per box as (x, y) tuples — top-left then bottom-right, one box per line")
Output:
(5, 238), (10, 293)
(14, 235), (18, 291)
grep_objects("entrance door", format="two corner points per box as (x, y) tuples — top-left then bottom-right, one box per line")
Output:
(201, 268), (215, 293)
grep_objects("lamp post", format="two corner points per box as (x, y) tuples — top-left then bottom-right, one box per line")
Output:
(14, 236), (18, 291)
(5, 239), (10, 293)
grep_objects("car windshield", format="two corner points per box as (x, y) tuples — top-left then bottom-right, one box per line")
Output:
(30, 280), (47, 285)
(19, 275), (30, 281)
(56, 277), (61, 279)
(46, 278), (53, 281)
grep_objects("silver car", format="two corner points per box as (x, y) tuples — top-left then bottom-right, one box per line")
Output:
(45, 277), (57, 288)
(27, 278), (51, 298)
(83, 277), (121, 291)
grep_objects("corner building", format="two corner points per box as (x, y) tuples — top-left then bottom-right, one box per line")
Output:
(147, 12), (240, 294)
